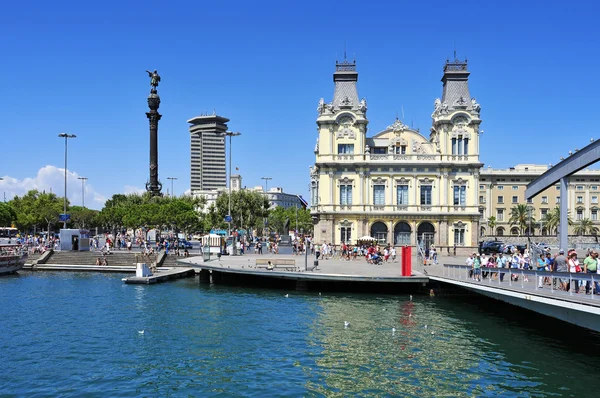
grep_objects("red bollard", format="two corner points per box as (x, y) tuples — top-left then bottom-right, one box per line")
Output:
(401, 246), (412, 276)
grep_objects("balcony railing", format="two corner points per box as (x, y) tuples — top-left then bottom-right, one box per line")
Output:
(316, 153), (478, 164)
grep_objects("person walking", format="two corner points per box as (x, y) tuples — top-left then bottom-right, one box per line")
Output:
(584, 251), (598, 294)
(555, 249), (568, 291)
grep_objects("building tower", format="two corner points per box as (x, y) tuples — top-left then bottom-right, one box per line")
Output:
(430, 57), (483, 249)
(311, 57), (369, 243)
(187, 114), (229, 192)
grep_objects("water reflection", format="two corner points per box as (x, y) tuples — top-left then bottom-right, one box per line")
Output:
(2, 274), (600, 397)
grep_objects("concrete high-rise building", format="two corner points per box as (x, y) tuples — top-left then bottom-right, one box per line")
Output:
(187, 114), (229, 192)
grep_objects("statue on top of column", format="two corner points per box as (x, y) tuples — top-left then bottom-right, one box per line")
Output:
(146, 69), (161, 90)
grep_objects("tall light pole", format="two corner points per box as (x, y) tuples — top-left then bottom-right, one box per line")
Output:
(58, 133), (76, 229)
(167, 177), (178, 197)
(78, 177), (88, 208)
(224, 132), (241, 241)
(261, 176), (272, 237)
(77, 177), (87, 229)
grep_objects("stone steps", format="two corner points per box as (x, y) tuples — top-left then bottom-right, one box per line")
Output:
(46, 251), (150, 266)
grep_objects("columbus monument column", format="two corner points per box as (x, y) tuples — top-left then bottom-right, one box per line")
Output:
(145, 69), (163, 196)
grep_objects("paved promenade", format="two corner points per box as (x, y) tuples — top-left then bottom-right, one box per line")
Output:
(179, 252), (426, 281)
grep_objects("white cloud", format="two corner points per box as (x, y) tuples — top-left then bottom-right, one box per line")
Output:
(0, 165), (107, 210)
(124, 185), (146, 195)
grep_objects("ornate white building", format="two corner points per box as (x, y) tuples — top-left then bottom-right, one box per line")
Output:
(310, 57), (483, 255)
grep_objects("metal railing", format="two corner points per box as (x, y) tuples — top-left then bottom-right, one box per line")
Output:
(441, 264), (600, 300)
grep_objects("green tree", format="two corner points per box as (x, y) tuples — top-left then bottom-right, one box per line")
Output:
(9, 190), (64, 233)
(96, 193), (205, 235)
(0, 202), (17, 227)
(214, 190), (269, 234)
(509, 204), (535, 236)
(541, 206), (573, 235)
(68, 206), (99, 229)
(573, 218), (599, 236)
(487, 216), (497, 237)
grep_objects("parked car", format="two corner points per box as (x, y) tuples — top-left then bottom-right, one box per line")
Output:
(501, 244), (527, 254)
(177, 240), (193, 250)
(481, 240), (504, 254)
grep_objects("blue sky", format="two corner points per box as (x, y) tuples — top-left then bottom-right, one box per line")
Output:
(1, 0), (599, 209)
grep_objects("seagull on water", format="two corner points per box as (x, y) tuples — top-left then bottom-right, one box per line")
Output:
(431, 331), (435, 335)
(409, 313), (412, 318)
(409, 295), (413, 301)
(392, 327), (396, 334)
(138, 330), (145, 335)
(285, 294), (289, 298)
(344, 321), (350, 328)
(424, 325), (428, 329)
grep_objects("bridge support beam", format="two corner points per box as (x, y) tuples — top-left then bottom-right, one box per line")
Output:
(560, 177), (569, 251)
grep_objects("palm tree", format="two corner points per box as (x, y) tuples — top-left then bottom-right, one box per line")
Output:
(573, 218), (599, 236)
(541, 206), (573, 235)
(487, 216), (497, 238)
(509, 204), (535, 236)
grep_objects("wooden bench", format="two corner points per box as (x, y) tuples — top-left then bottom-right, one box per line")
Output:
(255, 258), (297, 271)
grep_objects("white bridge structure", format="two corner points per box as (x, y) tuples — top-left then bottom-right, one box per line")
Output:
(431, 264), (600, 332)
(525, 138), (600, 251)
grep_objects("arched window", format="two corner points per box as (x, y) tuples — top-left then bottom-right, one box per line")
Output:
(394, 222), (411, 245)
(496, 227), (505, 237)
(371, 222), (388, 244)
(511, 227), (519, 236)
(417, 222), (435, 250)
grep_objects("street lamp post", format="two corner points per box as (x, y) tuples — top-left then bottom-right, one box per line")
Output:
(261, 176), (272, 237)
(58, 133), (77, 229)
(78, 177), (88, 208)
(77, 177), (87, 228)
(224, 132), (241, 251)
(167, 177), (178, 197)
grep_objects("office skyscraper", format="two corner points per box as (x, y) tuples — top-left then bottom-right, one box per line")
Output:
(187, 114), (229, 191)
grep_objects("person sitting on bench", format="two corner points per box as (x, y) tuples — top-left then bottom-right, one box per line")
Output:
(267, 261), (274, 271)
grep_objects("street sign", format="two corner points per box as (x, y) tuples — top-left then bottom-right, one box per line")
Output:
(224, 215), (232, 223)
(59, 214), (71, 222)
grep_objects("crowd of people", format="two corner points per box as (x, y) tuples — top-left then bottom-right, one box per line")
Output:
(466, 247), (600, 294)
(11, 234), (60, 254)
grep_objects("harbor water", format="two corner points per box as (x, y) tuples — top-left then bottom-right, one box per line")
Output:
(2, 271), (599, 397)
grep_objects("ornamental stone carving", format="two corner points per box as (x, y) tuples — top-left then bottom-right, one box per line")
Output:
(454, 96), (468, 107)
(337, 127), (355, 139)
(396, 177), (411, 185)
(338, 176), (354, 185)
(372, 176), (387, 186)
(340, 96), (353, 107)
(411, 139), (427, 154)
(452, 177), (467, 185)
(387, 119), (407, 132)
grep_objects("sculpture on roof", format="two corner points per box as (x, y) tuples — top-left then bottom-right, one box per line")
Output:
(434, 98), (441, 112)
(471, 98), (481, 114)
(359, 98), (368, 113)
(314, 137), (319, 153)
(364, 144), (370, 154)
(340, 96), (353, 107)
(317, 98), (325, 114)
